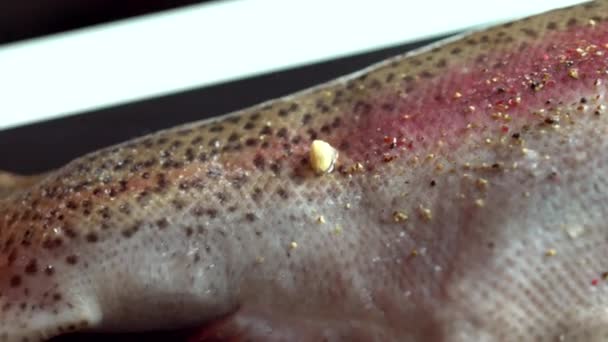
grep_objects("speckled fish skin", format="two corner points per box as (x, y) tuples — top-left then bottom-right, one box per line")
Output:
(2, 2), (608, 341)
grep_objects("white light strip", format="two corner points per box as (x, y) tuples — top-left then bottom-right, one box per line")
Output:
(0, 0), (588, 130)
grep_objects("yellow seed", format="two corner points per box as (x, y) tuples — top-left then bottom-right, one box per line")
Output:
(474, 199), (485, 207)
(545, 249), (556, 257)
(290, 241), (298, 249)
(345, 203), (351, 209)
(476, 178), (489, 190)
(576, 47), (586, 56)
(419, 207), (432, 221)
(317, 215), (326, 224)
(393, 211), (408, 222)
(568, 68), (579, 79)
(491, 112), (503, 120)
(453, 91), (462, 99)
(310, 140), (338, 174)
(410, 249), (418, 257)
(350, 162), (364, 173)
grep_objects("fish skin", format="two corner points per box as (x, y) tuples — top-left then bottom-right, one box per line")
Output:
(2, 1), (608, 341)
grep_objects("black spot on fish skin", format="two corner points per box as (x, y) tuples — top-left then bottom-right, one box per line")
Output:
(85, 233), (99, 243)
(122, 222), (141, 238)
(277, 127), (288, 139)
(277, 188), (289, 199)
(9, 275), (22, 288)
(66, 255), (78, 265)
(191, 136), (204, 146)
(156, 218), (169, 229)
(302, 113), (313, 125)
(24, 260), (38, 275)
(245, 213), (256, 222)
(209, 125), (224, 132)
(520, 28), (538, 38)
(253, 154), (265, 170)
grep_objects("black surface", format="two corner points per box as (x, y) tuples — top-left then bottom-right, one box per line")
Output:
(2, 35), (451, 341)
(0, 1), (216, 45)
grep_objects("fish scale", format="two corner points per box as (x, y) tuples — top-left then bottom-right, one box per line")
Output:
(2, 1), (608, 341)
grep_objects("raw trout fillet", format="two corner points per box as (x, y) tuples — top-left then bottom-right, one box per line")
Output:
(2, 1), (608, 341)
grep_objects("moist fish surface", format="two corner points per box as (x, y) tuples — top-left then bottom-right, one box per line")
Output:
(2, 1), (608, 341)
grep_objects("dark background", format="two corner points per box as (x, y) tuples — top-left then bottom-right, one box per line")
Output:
(0, 0), (214, 45)
(0, 1), (448, 341)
